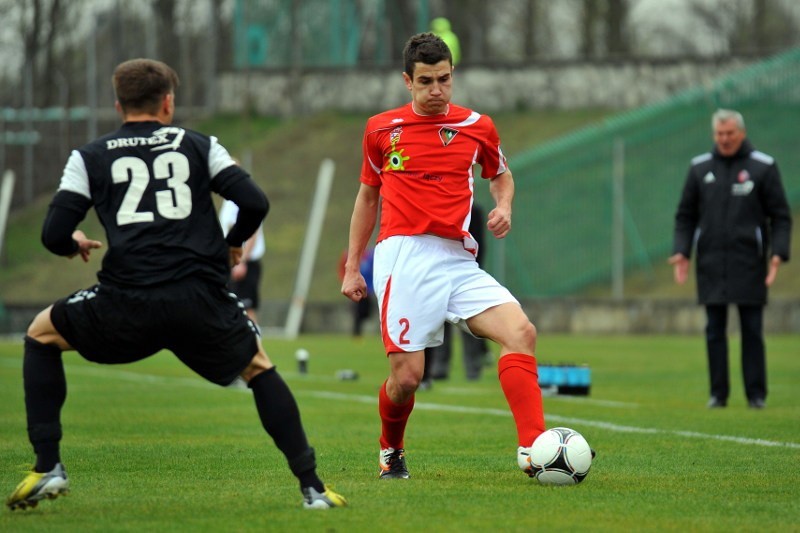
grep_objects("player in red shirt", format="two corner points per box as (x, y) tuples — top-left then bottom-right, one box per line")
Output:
(341, 32), (546, 479)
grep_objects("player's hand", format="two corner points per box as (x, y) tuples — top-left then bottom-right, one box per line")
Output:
(341, 272), (368, 302)
(231, 261), (247, 281)
(668, 253), (689, 284)
(487, 206), (511, 239)
(229, 246), (243, 268)
(765, 255), (782, 287)
(69, 230), (102, 262)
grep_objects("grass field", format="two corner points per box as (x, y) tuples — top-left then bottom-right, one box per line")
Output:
(1, 333), (799, 532)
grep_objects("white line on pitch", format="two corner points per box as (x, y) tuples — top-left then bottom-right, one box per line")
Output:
(1, 357), (797, 449)
(303, 391), (800, 449)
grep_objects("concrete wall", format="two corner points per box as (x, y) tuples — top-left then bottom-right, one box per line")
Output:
(3, 299), (798, 338)
(264, 298), (800, 336)
(519, 299), (800, 335)
(217, 58), (750, 116)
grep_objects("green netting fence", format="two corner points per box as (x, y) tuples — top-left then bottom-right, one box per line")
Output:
(476, 47), (800, 298)
(233, 0), (431, 68)
(234, 0), (371, 68)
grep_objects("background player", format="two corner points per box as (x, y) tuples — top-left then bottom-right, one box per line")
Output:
(219, 197), (266, 326)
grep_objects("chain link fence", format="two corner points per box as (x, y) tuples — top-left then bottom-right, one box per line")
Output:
(476, 47), (800, 298)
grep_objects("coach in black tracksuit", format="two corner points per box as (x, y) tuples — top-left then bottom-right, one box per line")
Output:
(670, 109), (792, 410)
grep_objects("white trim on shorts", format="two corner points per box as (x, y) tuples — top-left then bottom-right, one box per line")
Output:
(373, 234), (518, 353)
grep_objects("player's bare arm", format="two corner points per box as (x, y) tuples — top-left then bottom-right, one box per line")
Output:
(487, 170), (514, 239)
(342, 183), (380, 302)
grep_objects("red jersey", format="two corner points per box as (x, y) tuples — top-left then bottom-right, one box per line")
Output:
(360, 103), (507, 245)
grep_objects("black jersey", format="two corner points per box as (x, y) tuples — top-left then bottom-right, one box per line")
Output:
(54, 121), (254, 287)
(673, 139), (792, 304)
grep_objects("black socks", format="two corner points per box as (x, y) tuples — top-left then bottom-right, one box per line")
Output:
(248, 368), (324, 492)
(23, 336), (66, 473)
(22, 338), (326, 491)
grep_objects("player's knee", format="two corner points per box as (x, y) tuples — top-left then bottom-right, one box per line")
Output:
(26, 306), (69, 349)
(241, 351), (274, 382)
(26, 308), (49, 339)
(520, 320), (537, 349)
(393, 368), (423, 395)
(503, 319), (536, 354)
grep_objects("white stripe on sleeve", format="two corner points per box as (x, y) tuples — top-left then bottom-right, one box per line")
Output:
(208, 136), (237, 179)
(58, 150), (91, 199)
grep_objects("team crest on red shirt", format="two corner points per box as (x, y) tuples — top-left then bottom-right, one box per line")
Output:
(384, 126), (410, 170)
(439, 127), (458, 146)
(390, 126), (402, 145)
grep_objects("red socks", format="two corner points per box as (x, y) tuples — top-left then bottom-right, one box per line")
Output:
(498, 353), (546, 447)
(378, 380), (415, 449)
(378, 355), (543, 450)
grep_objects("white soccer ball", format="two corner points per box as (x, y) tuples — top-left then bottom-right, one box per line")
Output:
(519, 427), (592, 485)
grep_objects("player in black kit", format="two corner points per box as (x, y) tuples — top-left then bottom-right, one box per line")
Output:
(5, 59), (347, 511)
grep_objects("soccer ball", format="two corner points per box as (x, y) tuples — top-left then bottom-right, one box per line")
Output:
(518, 427), (592, 485)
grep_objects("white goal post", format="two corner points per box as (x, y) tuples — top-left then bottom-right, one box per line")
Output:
(0, 170), (15, 261)
(267, 158), (335, 340)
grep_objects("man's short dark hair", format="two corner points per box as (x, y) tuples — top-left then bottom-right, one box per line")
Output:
(112, 59), (179, 115)
(403, 32), (452, 77)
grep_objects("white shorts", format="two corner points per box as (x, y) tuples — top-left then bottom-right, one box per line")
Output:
(373, 234), (519, 353)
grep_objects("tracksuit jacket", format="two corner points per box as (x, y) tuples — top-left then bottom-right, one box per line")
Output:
(673, 139), (792, 305)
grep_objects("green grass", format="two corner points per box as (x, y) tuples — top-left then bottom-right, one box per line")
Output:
(2, 333), (799, 531)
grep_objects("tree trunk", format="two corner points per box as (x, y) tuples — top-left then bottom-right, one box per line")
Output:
(42, 0), (63, 107)
(524, 0), (538, 59)
(753, 0), (767, 53)
(23, 0), (43, 107)
(153, 0), (180, 72)
(606, 0), (629, 57)
(580, 0), (598, 58)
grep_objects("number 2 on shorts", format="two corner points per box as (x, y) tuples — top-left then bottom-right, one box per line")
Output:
(398, 318), (411, 345)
